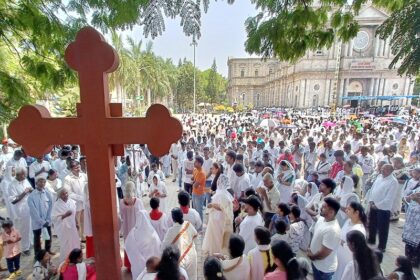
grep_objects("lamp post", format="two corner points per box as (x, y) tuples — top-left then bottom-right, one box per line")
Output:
(191, 37), (197, 114)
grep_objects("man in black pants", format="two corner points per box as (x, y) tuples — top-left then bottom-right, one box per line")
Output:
(368, 164), (398, 252)
(27, 176), (55, 257)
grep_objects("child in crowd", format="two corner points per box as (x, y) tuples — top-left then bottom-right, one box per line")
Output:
(268, 203), (290, 235)
(149, 197), (170, 241)
(1, 220), (22, 280)
(270, 220), (288, 245)
(137, 256), (160, 280)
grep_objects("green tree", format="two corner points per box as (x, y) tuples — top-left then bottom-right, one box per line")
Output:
(206, 59), (219, 105)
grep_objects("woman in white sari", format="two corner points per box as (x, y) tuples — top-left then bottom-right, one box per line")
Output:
(277, 160), (296, 203)
(163, 208), (198, 280)
(202, 174), (233, 255)
(334, 201), (366, 280)
(52, 187), (80, 263)
(0, 166), (16, 220)
(125, 209), (161, 280)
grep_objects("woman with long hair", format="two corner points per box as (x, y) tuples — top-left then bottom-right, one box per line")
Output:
(264, 240), (303, 280)
(388, 256), (417, 280)
(156, 245), (188, 280)
(335, 201), (367, 279)
(210, 162), (224, 192)
(342, 230), (379, 280)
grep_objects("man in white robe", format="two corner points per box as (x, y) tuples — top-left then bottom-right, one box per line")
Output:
(238, 195), (264, 254)
(8, 167), (32, 254)
(125, 210), (162, 280)
(63, 160), (87, 241)
(51, 187), (80, 263)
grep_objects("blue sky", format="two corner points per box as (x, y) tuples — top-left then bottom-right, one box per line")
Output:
(122, 1), (258, 77)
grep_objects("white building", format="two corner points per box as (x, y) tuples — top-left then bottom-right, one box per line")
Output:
(227, 5), (415, 108)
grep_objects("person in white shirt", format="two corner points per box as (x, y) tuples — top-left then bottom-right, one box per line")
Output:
(202, 147), (214, 204)
(315, 153), (331, 181)
(367, 164), (399, 252)
(256, 173), (280, 228)
(6, 150), (27, 170)
(304, 142), (318, 179)
(147, 163), (165, 186)
(231, 163), (250, 200)
(8, 167), (32, 254)
(358, 146), (375, 191)
(177, 191), (202, 231)
(63, 159), (87, 242)
(0, 144), (13, 177)
(183, 151), (195, 194)
(29, 156), (51, 186)
(53, 150), (70, 181)
(238, 195), (264, 254)
(250, 161), (264, 189)
(176, 142), (187, 189)
(248, 226), (274, 280)
(170, 142), (180, 183)
(307, 197), (341, 280)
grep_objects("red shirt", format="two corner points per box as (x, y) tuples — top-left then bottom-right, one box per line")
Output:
(329, 162), (344, 179)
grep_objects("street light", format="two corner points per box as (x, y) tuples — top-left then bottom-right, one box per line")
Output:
(191, 37), (197, 114)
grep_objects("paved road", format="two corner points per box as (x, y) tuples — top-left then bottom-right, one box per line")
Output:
(1, 175), (418, 279)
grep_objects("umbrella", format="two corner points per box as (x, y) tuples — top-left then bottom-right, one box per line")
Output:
(322, 121), (336, 128)
(262, 113), (270, 119)
(259, 119), (279, 128)
(385, 113), (395, 117)
(391, 117), (406, 124)
(277, 124), (297, 129)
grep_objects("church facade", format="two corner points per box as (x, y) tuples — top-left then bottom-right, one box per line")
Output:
(227, 5), (415, 109)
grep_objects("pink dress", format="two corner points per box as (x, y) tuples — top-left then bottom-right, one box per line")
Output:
(264, 269), (287, 280)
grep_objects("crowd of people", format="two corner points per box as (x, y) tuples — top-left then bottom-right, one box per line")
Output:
(0, 109), (419, 280)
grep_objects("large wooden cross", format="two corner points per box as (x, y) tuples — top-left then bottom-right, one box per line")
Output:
(8, 27), (182, 279)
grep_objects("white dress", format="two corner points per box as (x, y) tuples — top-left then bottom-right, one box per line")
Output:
(149, 212), (170, 241)
(8, 179), (32, 251)
(202, 189), (233, 255)
(334, 221), (366, 280)
(125, 210), (162, 280)
(52, 198), (80, 263)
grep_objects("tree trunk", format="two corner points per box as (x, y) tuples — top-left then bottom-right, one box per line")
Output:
(147, 88), (151, 108)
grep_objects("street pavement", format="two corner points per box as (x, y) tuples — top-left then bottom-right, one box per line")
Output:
(1, 175), (418, 279)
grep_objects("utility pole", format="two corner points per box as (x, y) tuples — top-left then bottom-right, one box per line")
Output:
(191, 37), (197, 114)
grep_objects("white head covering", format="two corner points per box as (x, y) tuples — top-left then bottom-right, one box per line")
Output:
(124, 181), (136, 198)
(124, 210), (161, 280)
(305, 182), (319, 201)
(213, 174), (233, 201)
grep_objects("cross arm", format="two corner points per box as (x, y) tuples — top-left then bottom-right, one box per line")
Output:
(106, 104), (183, 156)
(8, 105), (84, 156)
